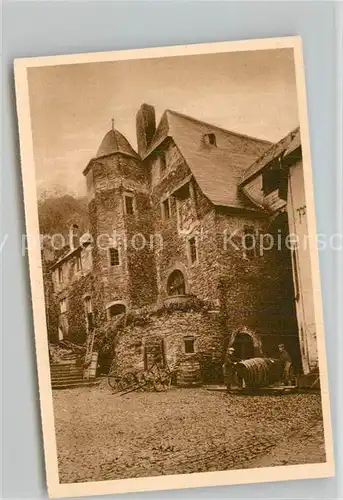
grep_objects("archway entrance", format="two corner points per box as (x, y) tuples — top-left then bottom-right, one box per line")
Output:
(232, 333), (254, 360)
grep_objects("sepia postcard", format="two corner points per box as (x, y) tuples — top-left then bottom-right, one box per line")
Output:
(14, 36), (334, 498)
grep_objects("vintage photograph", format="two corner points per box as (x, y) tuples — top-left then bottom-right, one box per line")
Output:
(14, 38), (333, 497)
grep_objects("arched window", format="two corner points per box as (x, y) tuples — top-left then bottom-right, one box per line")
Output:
(167, 270), (186, 296)
(107, 302), (126, 319)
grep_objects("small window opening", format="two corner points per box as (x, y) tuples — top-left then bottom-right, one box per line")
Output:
(188, 236), (198, 264)
(109, 247), (120, 266)
(184, 337), (195, 354)
(162, 198), (171, 220)
(175, 183), (190, 201)
(124, 194), (135, 215)
(204, 133), (217, 146)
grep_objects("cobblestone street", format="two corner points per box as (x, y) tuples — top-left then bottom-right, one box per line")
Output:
(53, 382), (326, 484)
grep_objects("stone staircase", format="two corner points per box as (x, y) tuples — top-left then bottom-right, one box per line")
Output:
(50, 362), (99, 390)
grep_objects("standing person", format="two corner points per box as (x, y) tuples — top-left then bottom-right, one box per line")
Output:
(278, 343), (292, 385)
(222, 346), (239, 393)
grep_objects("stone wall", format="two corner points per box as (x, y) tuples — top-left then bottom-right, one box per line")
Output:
(113, 308), (225, 384)
(149, 142), (221, 303)
(216, 210), (300, 368)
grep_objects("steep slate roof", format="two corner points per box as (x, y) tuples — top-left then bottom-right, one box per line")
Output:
(145, 110), (272, 209)
(96, 129), (140, 160)
(240, 127), (300, 186)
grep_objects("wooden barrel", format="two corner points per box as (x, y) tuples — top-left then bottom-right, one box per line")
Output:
(177, 359), (202, 387)
(236, 358), (270, 388)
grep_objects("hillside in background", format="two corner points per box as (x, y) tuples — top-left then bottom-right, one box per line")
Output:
(38, 193), (88, 241)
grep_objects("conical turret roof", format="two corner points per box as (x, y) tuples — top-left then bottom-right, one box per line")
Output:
(96, 129), (140, 160)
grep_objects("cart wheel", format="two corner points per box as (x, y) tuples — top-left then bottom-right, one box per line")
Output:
(154, 370), (171, 391)
(121, 372), (137, 391)
(108, 372), (123, 392)
(143, 372), (155, 392)
(135, 372), (148, 391)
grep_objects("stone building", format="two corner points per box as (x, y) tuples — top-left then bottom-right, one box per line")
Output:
(240, 128), (318, 375)
(47, 104), (318, 383)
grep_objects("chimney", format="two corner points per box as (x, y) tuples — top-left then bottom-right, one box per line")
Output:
(136, 103), (156, 157)
(69, 224), (80, 250)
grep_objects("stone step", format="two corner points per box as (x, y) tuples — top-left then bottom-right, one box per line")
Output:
(50, 362), (78, 367)
(51, 363), (82, 368)
(51, 366), (83, 373)
(50, 366), (83, 373)
(51, 375), (86, 383)
(52, 380), (100, 390)
(51, 372), (84, 379)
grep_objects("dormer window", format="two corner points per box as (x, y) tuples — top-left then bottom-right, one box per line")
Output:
(204, 133), (217, 146)
(262, 158), (282, 196)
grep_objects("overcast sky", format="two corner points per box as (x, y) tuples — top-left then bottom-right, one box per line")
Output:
(28, 48), (299, 198)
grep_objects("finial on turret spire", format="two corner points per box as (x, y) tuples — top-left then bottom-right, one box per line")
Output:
(111, 118), (115, 130)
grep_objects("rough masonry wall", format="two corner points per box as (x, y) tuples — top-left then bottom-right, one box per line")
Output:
(113, 309), (225, 383)
(88, 189), (130, 306)
(216, 210), (300, 365)
(149, 142), (221, 304)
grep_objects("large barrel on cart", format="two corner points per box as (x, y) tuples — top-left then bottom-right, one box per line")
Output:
(236, 357), (284, 388)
